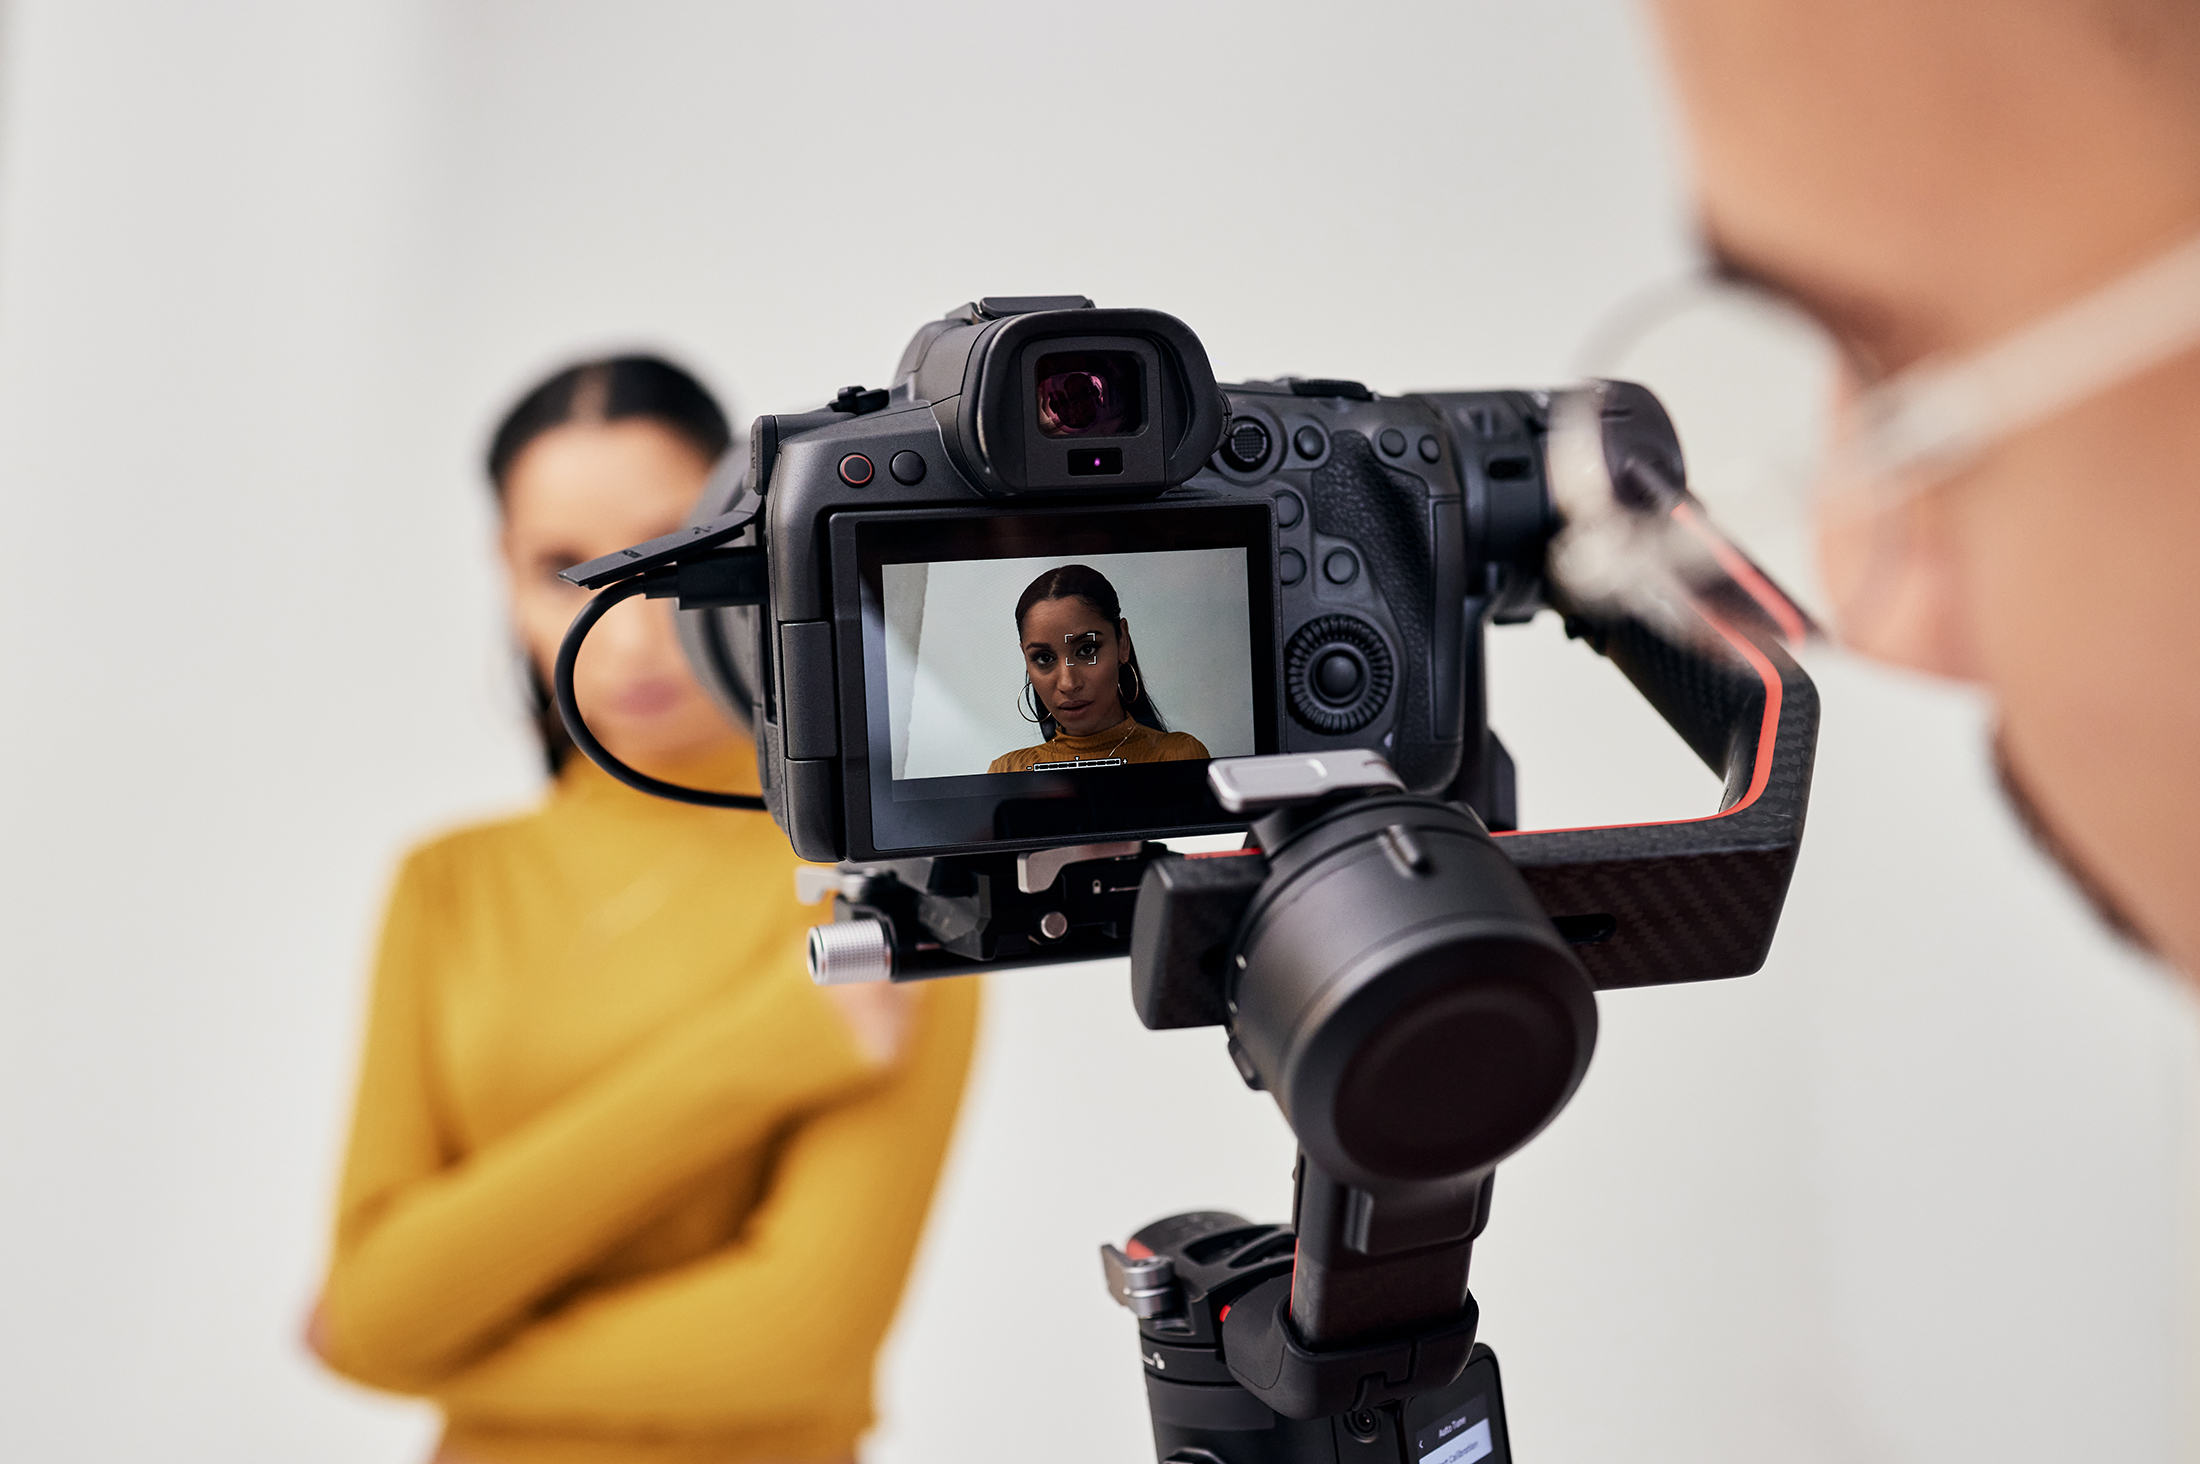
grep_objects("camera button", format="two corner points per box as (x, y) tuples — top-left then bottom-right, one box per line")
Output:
(1274, 490), (1304, 529)
(1292, 426), (1326, 460)
(1279, 549), (1307, 586)
(838, 453), (875, 487)
(1223, 419), (1273, 472)
(1284, 616), (1393, 733)
(1323, 549), (1360, 585)
(1315, 651), (1364, 702)
(1378, 428), (1408, 457)
(888, 450), (927, 485)
(1418, 434), (1441, 462)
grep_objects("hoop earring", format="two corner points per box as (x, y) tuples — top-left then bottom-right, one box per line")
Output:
(1122, 661), (1143, 708)
(1016, 683), (1046, 724)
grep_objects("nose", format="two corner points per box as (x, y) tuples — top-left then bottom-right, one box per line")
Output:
(1814, 489), (1982, 680)
(594, 593), (671, 660)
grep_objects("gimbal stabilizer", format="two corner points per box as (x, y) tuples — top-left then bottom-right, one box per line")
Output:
(804, 597), (1815, 1463)
(549, 296), (1820, 1459)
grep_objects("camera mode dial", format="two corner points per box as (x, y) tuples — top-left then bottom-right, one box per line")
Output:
(1285, 615), (1393, 734)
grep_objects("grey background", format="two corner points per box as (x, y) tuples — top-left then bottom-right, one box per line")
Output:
(0, 3), (2192, 1463)
(886, 549), (1256, 779)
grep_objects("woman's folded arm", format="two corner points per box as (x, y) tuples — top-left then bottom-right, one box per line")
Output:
(426, 980), (980, 1433)
(320, 854), (879, 1389)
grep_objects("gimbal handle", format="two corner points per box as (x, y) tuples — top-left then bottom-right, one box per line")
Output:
(1495, 602), (1819, 991)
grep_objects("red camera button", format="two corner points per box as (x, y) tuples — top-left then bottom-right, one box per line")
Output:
(838, 453), (875, 487)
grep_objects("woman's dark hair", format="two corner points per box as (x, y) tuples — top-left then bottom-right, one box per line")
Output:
(488, 354), (733, 774)
(1013, 563), (1167, 739)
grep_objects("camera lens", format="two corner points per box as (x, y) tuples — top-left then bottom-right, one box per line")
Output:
(1233, 798), (1597, 1186)
(1034, 350), (1144, 438)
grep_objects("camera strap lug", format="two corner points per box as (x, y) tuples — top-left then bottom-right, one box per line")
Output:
(827, 384), (890, 415)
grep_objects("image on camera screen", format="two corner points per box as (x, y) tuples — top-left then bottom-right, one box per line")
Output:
(879, 548), (1256, 783)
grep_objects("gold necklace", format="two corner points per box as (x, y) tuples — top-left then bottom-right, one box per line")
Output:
(1029, 718), (1139, 772)
(1098, 720), (1138, 760)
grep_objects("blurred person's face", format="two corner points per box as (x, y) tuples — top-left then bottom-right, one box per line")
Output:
(499, 419), (737, 773)
(1644, 0), (2200, 970)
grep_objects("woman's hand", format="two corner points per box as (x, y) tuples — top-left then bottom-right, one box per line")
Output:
(822, 983), (917, 1067)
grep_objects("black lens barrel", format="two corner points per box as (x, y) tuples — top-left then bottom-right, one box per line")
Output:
(1230, 794), (1597, 1192)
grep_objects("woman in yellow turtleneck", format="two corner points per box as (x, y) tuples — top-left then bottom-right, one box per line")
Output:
(987, 564), (1210, 774)
(312, 357), (979, 1464)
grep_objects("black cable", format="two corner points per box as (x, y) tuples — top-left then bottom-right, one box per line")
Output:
(553, 571), (769, 811)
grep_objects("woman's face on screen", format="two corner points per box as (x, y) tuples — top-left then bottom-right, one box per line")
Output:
(500, 419), (737, 772)
(1021, 595), (1130, 738)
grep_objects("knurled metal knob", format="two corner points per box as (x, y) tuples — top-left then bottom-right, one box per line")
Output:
(807, 917), (894, 986)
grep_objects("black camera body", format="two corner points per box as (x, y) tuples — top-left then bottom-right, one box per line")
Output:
(563, 294), (1814, 993)
(683, 296), (1647, 865)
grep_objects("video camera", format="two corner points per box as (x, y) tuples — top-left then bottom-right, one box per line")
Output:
(557, 297), (1818, 1464)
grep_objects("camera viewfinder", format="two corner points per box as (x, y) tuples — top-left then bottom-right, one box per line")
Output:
(1035, 350), (1144, 439)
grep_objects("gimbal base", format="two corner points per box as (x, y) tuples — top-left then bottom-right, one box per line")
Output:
(1146, 1343), (1508, 1464)
(1106, 1210), (1515, 1464)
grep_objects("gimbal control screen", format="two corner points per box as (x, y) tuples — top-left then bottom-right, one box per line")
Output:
(844, 504), (1277, 853)
(1414, 1397), (1495, 1464)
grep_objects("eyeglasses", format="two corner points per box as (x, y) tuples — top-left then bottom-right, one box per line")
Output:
(1545, 227), (2200, 643)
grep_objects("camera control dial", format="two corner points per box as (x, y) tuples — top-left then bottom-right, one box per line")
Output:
(1221, 419), (1273, 472)
(1285, 615), (1394, 734)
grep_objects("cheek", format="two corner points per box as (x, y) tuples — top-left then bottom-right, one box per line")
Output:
(511, 585), (581, 671)
(1813, 490), (1890, 637)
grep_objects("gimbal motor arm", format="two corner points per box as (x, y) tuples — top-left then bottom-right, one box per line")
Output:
(1107, 586), (1817, 1430)
(1497, 609), (1818, 990)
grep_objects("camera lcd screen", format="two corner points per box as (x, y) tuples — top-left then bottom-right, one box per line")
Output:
(838, 504), (1278, 855)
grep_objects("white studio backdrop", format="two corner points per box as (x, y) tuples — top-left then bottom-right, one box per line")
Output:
(887, 549), (1256, 780)
(0, 3), (2192, 1463)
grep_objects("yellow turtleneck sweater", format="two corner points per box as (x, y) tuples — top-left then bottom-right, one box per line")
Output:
(319, 742), (980, 1464)
(986, 716), (1210, 774)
